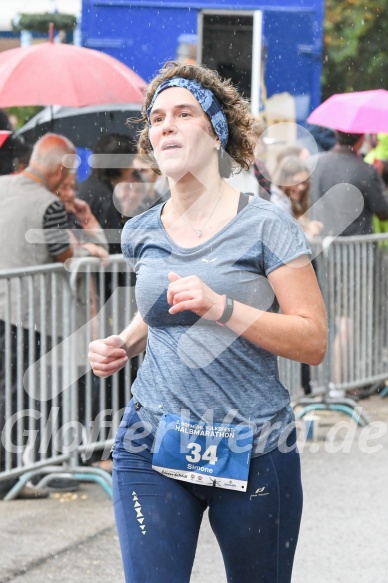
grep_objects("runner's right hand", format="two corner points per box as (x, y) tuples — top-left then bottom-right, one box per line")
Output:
(88, 335), (129, 377)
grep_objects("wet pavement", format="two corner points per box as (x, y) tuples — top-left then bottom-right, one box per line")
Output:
(1, 395), (388, 583)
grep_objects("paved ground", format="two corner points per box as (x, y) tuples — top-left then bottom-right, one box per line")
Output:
(1, 395), (388, 583)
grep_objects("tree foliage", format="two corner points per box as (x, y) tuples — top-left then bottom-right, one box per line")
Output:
(12, 13), (77, 34)
(6, 107), (43, 129)
(323, 0), (388, 99)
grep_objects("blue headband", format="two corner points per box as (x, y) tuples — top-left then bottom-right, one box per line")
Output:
(146, 77), (229, 150)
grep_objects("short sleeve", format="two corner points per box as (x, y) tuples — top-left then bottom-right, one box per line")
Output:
(121, 238), (135, 270)
(121, 217), (137, 271)
(262, 209), (312, 276)
(121, 206), (165, 271)
(42, 200), (70, 257)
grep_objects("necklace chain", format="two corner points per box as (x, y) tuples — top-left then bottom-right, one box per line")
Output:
(170, 183), (223, 238)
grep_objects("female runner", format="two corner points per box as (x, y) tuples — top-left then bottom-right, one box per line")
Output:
(89, 61), (327, 583)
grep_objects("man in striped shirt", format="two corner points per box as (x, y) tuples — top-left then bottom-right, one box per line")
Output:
(0, 133), (76, 499)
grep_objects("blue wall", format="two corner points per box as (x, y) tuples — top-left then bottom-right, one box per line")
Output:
(81, 0), (324, 116)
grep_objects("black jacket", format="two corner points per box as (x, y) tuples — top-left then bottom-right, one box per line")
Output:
(78, 174), (124, 254)
(308, 146), (388, 236)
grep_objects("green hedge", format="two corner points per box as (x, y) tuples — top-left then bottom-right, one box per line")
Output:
(12, 13), (77, 33)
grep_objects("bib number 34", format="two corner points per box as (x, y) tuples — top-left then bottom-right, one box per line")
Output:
(152, 413), (253, 491)
(186, 443), (218, 465)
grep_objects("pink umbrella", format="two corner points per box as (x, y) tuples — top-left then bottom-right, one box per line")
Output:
(307, 89), (388, 134)
(0, 40), (146, 107)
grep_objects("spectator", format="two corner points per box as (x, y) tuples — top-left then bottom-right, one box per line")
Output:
(12, 138), (33, 173)
(0, 133), (76, 500)
(308, 131), (388, 236)
(306, 124), (336, 153)
(132, 153), (169, 209)
(78, 134), (142, 255)
(364, 133), (388, 167)
(271, 155), (323, 238)
(78, 134), (144, 330)
(57, 171), (109, 264)
(0, 109), (32, 175)
(113, 177), (148, 219)
(364, 133), (388, 236)
(276, 143), (310, 165)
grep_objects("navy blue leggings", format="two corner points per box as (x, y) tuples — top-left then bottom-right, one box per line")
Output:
(112, 402), (303, 583)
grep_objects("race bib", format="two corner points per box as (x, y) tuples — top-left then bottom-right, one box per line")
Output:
(152, 413), (253, 491)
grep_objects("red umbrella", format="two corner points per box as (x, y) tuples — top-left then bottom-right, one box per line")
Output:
(307, 89), (388, 134)
(0, 40), (146, 107)
(0, 130), (11, 148)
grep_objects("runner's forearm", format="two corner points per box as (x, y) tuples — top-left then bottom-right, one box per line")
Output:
(119, 312), (148, 358)
(226, 302), (327, 366)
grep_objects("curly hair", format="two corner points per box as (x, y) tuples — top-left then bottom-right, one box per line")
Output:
(137, 61), (255, 178)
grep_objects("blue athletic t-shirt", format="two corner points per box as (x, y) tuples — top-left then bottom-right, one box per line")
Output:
(121, 194), (311, 455)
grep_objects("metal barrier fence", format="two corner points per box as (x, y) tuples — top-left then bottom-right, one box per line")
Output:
(293, 233), (388, 424)
(0, 263), (77, 498)
(1, 235), (388, 498)
(0, 257), (136, 499)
